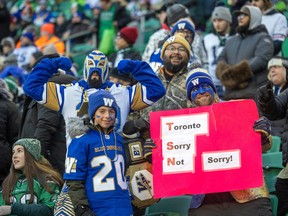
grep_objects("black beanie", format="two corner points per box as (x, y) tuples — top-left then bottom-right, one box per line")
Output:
(166, 4), (190, 26)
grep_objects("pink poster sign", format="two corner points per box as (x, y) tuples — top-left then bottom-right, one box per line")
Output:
(150, 99), (263, 198)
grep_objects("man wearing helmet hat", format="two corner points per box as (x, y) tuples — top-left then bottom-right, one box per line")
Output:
(23, 50), (166, 146)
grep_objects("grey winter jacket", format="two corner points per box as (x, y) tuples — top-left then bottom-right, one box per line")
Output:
(218, 6), (274, 100)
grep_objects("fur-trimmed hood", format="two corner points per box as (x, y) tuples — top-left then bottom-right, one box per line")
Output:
(66, 115), (90, 139)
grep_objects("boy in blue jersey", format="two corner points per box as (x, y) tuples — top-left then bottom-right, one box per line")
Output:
(64, 90), (133, 216)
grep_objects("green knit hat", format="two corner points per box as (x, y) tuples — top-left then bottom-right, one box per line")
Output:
(4, 76), (18, 95)
(13, 139), (41, 161)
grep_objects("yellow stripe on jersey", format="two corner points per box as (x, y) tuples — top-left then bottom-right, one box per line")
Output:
(45, 82), (60, 111)
(131, 84), (149, 111)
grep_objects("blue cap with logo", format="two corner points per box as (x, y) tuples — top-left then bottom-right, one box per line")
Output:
(88, 90), (119, 119)
(186, 68), (217, 101)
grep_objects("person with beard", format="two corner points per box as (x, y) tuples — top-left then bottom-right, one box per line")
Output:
(215, 5), (274, 101)
(204, 5), (233, 99)
(140, 32), (192, 123)
(23, 51), (166, 147)
(148, 20), (199, 72)
(185, 68), (273, 216)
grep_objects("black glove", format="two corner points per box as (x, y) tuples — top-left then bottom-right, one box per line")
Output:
(258, 81), (274, 104)
(253, 116), (272, 146)
(143, 138), (156, 163)
(123, 119), (148, 139)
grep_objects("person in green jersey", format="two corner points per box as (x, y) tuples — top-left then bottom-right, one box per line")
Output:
(0, 138), (63, 216)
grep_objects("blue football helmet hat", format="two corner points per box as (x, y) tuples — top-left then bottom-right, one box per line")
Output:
(83, 50), (109, 84)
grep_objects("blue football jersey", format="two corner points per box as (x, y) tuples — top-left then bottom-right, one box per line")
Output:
(64, 129), (133, 215)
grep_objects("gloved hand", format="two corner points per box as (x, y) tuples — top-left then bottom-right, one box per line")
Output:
(143, 138), (157, 163)
(258, 81), (274, 104)
(253, 116), (272, 146)
(52, 57), (73, 72)
(117, 59), (138, 75)
(123, 119), (148, 139)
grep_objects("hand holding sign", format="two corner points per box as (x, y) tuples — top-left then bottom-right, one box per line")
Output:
(143, 138), (157, 163)
(150, 99), (263, 198)
(253, 116), (272, 151)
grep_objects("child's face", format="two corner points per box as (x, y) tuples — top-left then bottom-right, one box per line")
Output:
(12, 145), (25, 171)
(94, 106), (116, 129)
(191, 84), (215, 107)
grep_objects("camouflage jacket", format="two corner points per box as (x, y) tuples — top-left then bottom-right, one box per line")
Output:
(140, 66), (192, 122)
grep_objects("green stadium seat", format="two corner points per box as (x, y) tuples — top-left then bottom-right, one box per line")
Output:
(57, 1), (72, 20)
(270, 194), (278, 216)
(144, 195), (192, 216)
(262, 152), (283, 193)
(71, 43), (94, 76)
(267, 136), (281, 153)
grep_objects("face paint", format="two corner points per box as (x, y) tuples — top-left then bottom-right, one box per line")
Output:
(107, 114), (115, 121)
(96, 115), (101, 118)
(191, 84), (215, 100)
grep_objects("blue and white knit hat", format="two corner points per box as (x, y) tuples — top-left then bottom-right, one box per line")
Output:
(171, 20), (195, 40)
(88, 90), (119, 119)
(186, 68), (217, 101)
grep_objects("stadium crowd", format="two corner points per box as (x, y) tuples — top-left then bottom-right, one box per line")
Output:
(0, 0), (288, 215)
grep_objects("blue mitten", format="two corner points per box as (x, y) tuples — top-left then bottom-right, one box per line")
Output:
(253, 116), (272, 146)
(52, 57), (73, 72)
(117, 59), (136, 75)
(143, 138), (157, 163)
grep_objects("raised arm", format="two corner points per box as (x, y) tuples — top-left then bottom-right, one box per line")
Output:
(117, 60), (166, 111)
(23, 57), (72, 111)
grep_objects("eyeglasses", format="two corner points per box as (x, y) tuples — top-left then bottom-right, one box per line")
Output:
(175, 30), (194, 38)
(165, 46), (187, 53)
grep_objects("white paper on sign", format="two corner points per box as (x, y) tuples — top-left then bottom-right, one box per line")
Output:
(202, 150), (241, 171)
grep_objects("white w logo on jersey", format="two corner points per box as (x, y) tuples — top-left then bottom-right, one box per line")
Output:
(103, 98), (114, 107)
(177, 23), (186, 30)
(167, 36), (176, 43)
(191, 78), (199, 86)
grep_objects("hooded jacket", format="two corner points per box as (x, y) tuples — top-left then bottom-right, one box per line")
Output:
(217, 6), (274, 100)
